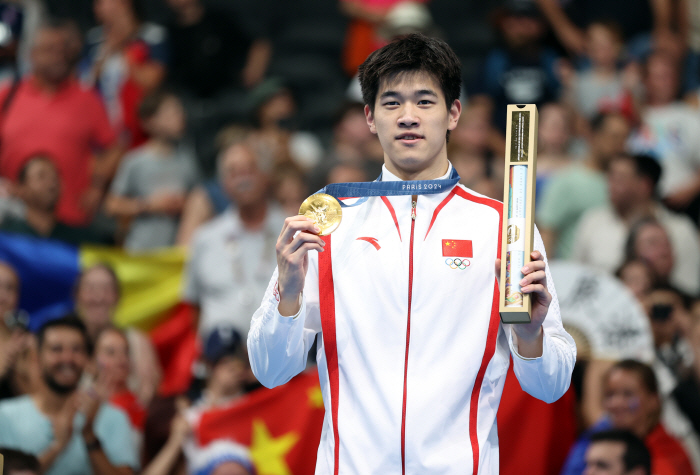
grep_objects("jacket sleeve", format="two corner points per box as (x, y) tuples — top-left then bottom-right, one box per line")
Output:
(247, 252), (322, 388)
(507, 225), (577, 403)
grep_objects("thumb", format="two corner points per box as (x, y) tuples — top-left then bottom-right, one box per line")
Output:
(495, 258), (501, 286)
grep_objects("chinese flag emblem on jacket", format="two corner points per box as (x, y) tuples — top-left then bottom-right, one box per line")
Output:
(195, 371), (325, 475)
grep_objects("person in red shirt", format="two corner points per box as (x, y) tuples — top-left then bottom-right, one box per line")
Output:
(0, 20), (122, 226)
(561, 359), (694, 475)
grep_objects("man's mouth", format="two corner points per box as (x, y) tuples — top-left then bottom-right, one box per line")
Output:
(396, 133), (424, 144)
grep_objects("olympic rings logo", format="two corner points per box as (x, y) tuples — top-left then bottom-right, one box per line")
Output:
(445, 258), (470, 270)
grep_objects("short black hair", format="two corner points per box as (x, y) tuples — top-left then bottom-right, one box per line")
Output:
(0, 447), (41, 474)
(589, 429), (651, 475)
(17, 155), (56, 184)
(358, 33), (462, 114)
(590, 111), (627, 133)
(36, 315), (92, 356)
(607, 359), (658, 395)
(612, 154), (662, 190)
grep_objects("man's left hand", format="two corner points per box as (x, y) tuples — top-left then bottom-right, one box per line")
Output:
(495, 250), (552, 355)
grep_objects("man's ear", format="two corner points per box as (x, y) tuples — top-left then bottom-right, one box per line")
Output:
(447, 99), (462, 131)
(365, 104), (377, 135)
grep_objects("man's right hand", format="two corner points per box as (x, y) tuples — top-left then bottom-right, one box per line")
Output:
(276, 216), (325, 316)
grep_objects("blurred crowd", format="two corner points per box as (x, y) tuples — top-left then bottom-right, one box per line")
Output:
(0, 0), (699, 474)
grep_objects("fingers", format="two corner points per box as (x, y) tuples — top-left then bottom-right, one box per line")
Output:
(278, 216), (320, 246)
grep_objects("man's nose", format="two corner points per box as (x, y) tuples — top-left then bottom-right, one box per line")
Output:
(398, 103), (419, 128)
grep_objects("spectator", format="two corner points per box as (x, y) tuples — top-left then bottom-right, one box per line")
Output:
(176, 125), (251, 248)
(0, 156), (112, 245)
(0, 447), (41, 475)
(537, 112), (630, 258)
(140, 398), (189, 475)
(188, 440), (254, 475)
(534, 102), (576, 203)
(81, 0), (168, 149)
(166, 0), (270, 98)
(0, 19), (121, 227)
(559, 21), (638, 121)
(0, 260), (33, 400)
(272, 162), (308, 218)
(90, 327), (146, 434)
(573, 155), (700, 296)
(182, 140), (284, 337)
(0, 317), (139, 475)
(671, 304), (700, 437)
(74, 263), (162, 407)
(583, 430), (651, 475)
(471, 0), (560, 132)
(628, 53), (700, 221)
(616, 259), (657, 303)
(0, 0), (46, 81)
(561, 360), (693, 475)
(105, 90), (199, 251)
(535, 0), (674, 58)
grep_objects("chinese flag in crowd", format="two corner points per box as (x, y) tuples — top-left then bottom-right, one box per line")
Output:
(195, 371), (325, 475)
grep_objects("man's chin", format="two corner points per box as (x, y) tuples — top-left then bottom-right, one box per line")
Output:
(43, 375), (79, 395)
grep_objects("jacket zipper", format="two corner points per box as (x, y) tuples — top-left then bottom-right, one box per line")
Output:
(401, 196), (417, 475)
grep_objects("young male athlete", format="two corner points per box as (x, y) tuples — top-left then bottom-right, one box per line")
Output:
(248, 34), (576, 474)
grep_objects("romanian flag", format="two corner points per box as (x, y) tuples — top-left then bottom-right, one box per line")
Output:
(0, 232), (197, 394)
(195, 370), (325, 475)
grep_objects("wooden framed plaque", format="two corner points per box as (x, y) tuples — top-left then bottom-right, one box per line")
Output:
(499, 104), (538, 324)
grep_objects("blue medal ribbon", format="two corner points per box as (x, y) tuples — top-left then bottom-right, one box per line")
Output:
(318, 167), (461, 208)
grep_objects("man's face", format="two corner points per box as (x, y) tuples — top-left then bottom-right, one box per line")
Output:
(645, 56), (679, 106)
(365, 71), (461, 180)
(608, 158), (642, 212)
(75, 267), (120, 334)
(39, 327), (88, 394)
(219, 144), (268, 206)
(31, 29), (71, 84)
(593, 115), (630, 163)
(21, 159), (60, 212)
(584, 441), (627, 475)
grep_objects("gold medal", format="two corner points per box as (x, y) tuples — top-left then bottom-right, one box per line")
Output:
(298, 193), (342, 235)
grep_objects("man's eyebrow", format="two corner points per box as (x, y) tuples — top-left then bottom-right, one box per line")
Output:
(379, 91), (401, 99)
(416, 89), (438, 96)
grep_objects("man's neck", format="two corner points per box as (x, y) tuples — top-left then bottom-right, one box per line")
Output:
(384, 156), (450, 181)
(614, 199), (655, 222)
(147, 138), (176, 155)
(25, 206), (56, 236)
(33, 386), (74, 417)
(32, 74), (69, 94)
(239, 201), (268, 230)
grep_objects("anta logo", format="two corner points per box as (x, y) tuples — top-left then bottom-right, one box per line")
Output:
(442, 239), (472, 270)
(356, 237), (380, 250)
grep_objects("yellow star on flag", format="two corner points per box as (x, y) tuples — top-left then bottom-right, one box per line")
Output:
(307, 386), (324, 409)
(249, 419), (299, 475)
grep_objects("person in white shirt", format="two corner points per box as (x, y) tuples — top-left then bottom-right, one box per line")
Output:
(248, 33), (576, 474)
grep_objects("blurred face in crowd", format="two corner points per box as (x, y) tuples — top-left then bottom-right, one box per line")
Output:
(584, 441), (628, 475)
(211, 462), (251, 475)
(210, 356), (248, 397)
(39, 326), (89, 394)
(603, 368), (659, 437)
(94, 328), (130, 387)
(587, 23), (622, 69)
(365, 70), (460, 180)
(166, 0), (199, 14)
(336, 106), (376, 146)
(258, 90), (296, 128)
(94, 0), (133, 24)
(450, 104), (491, 153)
(31, 27), (72, 85)
(645, 55), (679, 106)
(144, 96), (186, 141)
(538, 103), (571, 154)
(593, 115), (630, 163)
(20, 158), (60, 213)
(219, 144), (268, 206)
(645, 289), (687, 348)
(608, 157), (646, 213)
(0, 262), (19, 320)
(75, 266), (120, 337)
(632, 223), (674, 280)
(618, 260), (654, 302)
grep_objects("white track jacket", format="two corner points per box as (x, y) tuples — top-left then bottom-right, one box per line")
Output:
(248, 165), (576, 475)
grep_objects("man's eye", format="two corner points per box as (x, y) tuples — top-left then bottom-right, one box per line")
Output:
(418, 100), (433, 105)
(383, 101), (399, 106)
